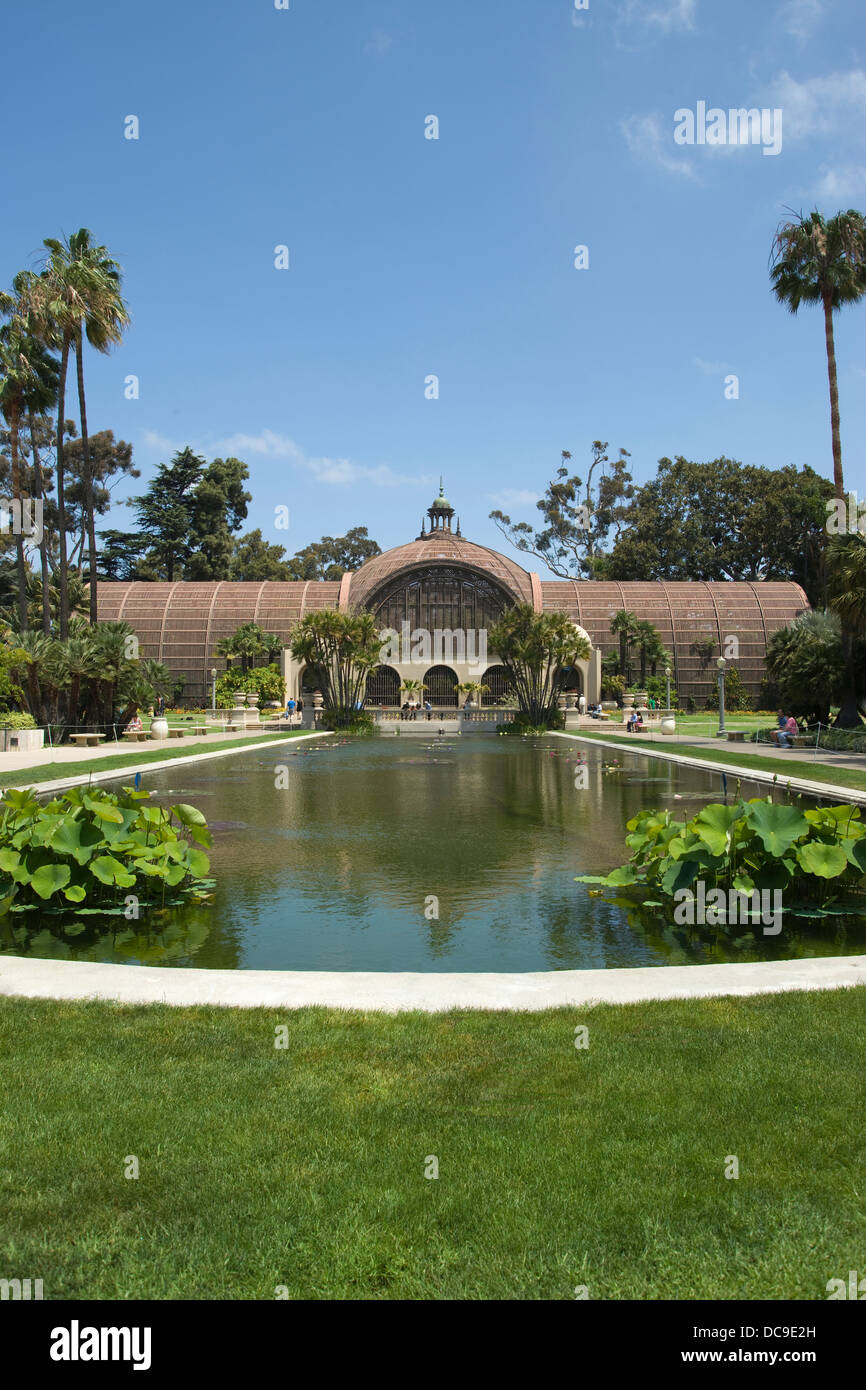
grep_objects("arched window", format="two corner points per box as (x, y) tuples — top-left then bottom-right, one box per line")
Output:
(423, 666), (459, 706)
(365, 665), (401, 706)
(367, 565), (512, 634)
(555, 665), (583, 695)
(299, 664), (329, 695)
(480, 664), (513, 705)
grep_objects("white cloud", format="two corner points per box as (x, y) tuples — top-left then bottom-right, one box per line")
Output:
(777, 0), (828, 43)
(619, 0), (697, 31)
(621, 112), (699, 179)
(765, 68), (866, 142)
(364, 31), (395, 58)
(141, 428), (427, 490)
(813, 162), (866, 200)
(488, 489), (539, 509)
(213, 431), (426, 489)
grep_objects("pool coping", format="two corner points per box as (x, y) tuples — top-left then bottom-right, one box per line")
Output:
(553, 732), (866, 803)
(0, 954), (863, 1012)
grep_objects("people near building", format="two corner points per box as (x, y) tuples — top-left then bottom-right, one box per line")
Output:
(286, 696), (296, 722)
(424, 700), (433, 720)
(578, 694), (586, 715)
(126, 713), (143, 733)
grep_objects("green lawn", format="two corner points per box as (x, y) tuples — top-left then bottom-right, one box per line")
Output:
(1, 989), (863, 1300)
(572, 731), (866, 793)
(0, 731), (310, 791)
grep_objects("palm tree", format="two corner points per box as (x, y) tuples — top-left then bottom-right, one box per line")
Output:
(489, 606), (591, 727)
(66, 231), (129, 624)
(30, 232), (129, 633)
(770, 209), (866, 499)
(825, 532), (866, 726)
(634, 619), (667, 686)
(609, 609), (639, 682)
(0, 311), (34, 631)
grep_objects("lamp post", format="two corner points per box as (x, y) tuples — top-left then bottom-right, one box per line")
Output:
(211, 668), (217, 714)
(716, 656), (727, 738)
(664, 663), (672, 712)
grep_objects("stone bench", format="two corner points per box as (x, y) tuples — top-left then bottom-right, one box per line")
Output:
(69, 733), (107, 748)
(121, 730), (149, 742)
(167, 728), (186, 738)
(726, 731), (747, 742)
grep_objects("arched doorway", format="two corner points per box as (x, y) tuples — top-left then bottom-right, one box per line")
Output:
(480, 664), (513, 705)
(299, 664), (329, 698)
(555, 665), (583, 696)
(423, 665), (458, 706)
(365, 664), (400, 706)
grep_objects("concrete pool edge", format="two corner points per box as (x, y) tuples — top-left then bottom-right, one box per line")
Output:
(553, 732), (866, 803)
(0, 953), (863, 1011)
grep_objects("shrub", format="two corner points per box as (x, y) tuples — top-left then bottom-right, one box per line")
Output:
(576, 797), (866, 923)
(0, 786), (213, 914)
(320, 709), (377, 734)
(0, 712), (37, 730)
(705, 667), (752, 711)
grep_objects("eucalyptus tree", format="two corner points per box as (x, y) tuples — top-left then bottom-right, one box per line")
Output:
(770, 209), (866, 499)
(488, 606), (591, 727)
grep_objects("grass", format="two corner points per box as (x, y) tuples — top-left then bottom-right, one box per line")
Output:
(572, 731), (866, 793)
(0, 731), (311, 790)
(0, 988), (863, 1300)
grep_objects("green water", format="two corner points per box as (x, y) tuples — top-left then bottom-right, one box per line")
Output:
(4, 736), (866, 970)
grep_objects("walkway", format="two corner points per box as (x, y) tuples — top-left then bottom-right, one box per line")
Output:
(0, 953), (862, 1011)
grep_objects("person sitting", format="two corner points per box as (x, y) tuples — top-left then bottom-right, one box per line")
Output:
(126, 713), (143, 733)
(774, 712), (798, 748)
(626, 711), (637, 732)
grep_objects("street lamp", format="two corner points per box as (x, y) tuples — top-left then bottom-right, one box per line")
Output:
(211, 668), (217, 713)
(664, 663), (672, 712)
(716, 656), (727, 738)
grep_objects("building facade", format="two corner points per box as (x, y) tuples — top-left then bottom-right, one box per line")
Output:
(97, 486), (808, 707)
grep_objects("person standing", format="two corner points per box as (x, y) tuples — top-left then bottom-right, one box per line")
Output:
(578, 693), (586, 716)
(286, 696), (296, 723)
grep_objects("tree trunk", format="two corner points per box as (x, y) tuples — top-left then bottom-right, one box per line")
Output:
(75, 335), (99, 624)
(9, 409), (28, 632)
(56, 336), (71, 639)
(834, 630), (861, 727)
(824, 294), (844, 500)
(29, 408), (52, 635)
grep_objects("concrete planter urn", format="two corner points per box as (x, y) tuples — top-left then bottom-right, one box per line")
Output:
(150, 717), (169, 739)
(600, 700), (617, 712)
(312, 690), (324, 711)
(632, 690), (648, 708)
(660, 715), (676, 736)
(246, 693), (260, 710)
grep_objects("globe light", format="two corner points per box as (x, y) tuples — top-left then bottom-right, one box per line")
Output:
(716, 656), (727, 671)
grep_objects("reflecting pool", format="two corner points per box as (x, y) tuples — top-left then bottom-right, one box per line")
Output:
(4, 736), (866, 970)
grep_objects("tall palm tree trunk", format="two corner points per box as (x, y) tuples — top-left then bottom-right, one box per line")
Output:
(55, 337), (71, 639)
(75, 335), (99, 624)
(823, 294), (844, 500)
(9, 410), (28, 632)
(28, 408), (51, 635)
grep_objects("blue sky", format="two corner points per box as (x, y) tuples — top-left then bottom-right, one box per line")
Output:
(2, 0), (865, 573)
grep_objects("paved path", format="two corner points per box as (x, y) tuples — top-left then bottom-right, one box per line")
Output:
(0, 953), (862, 1011)
(0, 730), (327, 795)
(558, 732), (866, 803)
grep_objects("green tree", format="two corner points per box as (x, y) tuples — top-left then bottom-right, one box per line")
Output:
(488, 606), (591, 727)
(770, 209), (866, 500)
(765, 610), (847, 725)
(65, 431), (138, 578)
(609, 609), (640, 681)
(607, 457), (832, 604)
(825, 531), (866, 727)
(290, 610), (381, 726)
(634, 619), (667, 687)
(230, 530), (293, 580)
(286, 526), (381, 580)
(185, 456), (251, 579)
(130, 447), (206, 580)
(490, 443), (633, 578)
